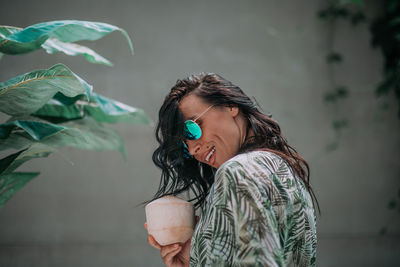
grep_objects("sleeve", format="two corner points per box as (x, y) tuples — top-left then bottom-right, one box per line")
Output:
(206, 164), (286, 267)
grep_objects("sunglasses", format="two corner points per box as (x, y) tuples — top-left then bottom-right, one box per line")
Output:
(182, 104), (215, 158)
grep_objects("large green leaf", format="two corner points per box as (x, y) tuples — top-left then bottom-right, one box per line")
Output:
(0, 117), (126, 156)
(0, 144), (55, 175)
(48, 118), (126, 156)
(0, 119), (66, 140)
(0, 20), (133, 55)
(33, 99), (85, 121)
(32, 92), (151, 124)
(85, 92), (151, 124)
(0, 144), (56, 211)
(0, 149), (26, 174)
(0, 25), (21, 38)
(0, 25), (116, 65)
(42, 38), (113, 66)
(0, 64), (90, 116)
(0, 172), (40, 211)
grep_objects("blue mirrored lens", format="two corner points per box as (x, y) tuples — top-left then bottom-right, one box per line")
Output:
(183, 120), (202, 140)
(182, 142), (192, 159)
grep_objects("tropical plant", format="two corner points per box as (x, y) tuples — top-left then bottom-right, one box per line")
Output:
(0, 20), (151, 211)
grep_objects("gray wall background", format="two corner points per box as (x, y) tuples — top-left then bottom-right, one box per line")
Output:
(0, 0), (399, 266)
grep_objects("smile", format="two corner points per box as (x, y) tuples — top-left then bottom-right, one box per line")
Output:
(205, 146), (216, 162)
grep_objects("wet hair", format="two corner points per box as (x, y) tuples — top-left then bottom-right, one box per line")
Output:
(151, 73), (319, 212)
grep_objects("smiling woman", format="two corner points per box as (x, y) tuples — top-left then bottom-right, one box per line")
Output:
(147, 73), (318, 267)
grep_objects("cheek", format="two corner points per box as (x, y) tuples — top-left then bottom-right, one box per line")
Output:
(204, 112), (241, 153)
(216, 127), (241, 155)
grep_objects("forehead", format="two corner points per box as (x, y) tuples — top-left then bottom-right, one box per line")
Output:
(178, 94), (209, 120)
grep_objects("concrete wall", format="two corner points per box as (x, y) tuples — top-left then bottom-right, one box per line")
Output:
(0, 0), (399, 266)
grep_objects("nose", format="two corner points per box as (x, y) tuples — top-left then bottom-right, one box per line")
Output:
(187, 140), (202, 157)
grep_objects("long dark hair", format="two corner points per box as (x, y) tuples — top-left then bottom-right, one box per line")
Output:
(151, 73), (319, 212)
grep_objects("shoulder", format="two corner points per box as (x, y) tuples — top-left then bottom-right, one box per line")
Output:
(212, 151), (297, 200)
(216, 150), (286, 178)
(212, 151), (291, 192)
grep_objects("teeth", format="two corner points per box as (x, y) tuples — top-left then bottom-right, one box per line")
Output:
(205, 146), (216, 162)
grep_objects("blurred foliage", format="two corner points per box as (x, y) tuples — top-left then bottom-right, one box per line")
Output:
(326, 51), (343, 63)
(370, 0), (400, 117)
(318, 0), (366, 25)
(317, 0), (367, 150)
(379, 188), (400, 235)
(0, 20), (151, 211)
(319, 0), (400, 120)
(324, 86), (349, 103)
(318, 0), (400, 235)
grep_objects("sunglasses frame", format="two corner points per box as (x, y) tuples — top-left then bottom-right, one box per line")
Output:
(182, 104), (215, 158)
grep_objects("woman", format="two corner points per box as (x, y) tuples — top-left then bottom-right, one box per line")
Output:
(146, 73), (318, 266)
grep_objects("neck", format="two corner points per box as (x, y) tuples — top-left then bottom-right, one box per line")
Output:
(239, 115), (254, 148)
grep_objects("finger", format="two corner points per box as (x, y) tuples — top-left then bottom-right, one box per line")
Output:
(144, 222), (147, 230)
(194, 215), (200, 227)
(147, 235), (161, 250)
(163, 245), (183, 266)
(163, 247), (182, 266)
(161, 243), (181, 258)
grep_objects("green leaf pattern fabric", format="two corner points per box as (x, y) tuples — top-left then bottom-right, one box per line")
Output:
(190, 151), (317, 267)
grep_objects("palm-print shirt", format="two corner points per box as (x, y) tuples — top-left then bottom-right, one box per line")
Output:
(190, 151), (317, 267)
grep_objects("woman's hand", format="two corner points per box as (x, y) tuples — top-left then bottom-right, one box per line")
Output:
(145, 222), (191, 267)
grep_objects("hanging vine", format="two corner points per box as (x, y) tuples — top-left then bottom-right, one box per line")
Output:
(317, 0), (400, 235)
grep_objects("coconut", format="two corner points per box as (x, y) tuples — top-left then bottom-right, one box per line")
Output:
(145, 195), (195, 246)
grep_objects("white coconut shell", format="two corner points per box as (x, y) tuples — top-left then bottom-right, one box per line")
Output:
(145, 195), (195, 246)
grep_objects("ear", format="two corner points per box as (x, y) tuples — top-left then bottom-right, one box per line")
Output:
(229, 106), (239, 117)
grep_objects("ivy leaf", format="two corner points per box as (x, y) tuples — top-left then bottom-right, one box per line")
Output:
(324, 87), (349, 103)
(336, 86), (349, 98)
(324, 92), (337, 103)
(379, 227), (387, 236)
(332, 119), (348, 130)
(350, 12), (367, 26)
(387, 1), (400, 13)
(326, 52), (343, 63)
(376, 76), (395, 96)
(388, 199), (397, 209)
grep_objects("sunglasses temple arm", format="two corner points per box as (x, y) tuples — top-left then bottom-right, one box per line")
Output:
(193, 104), (215, 122)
